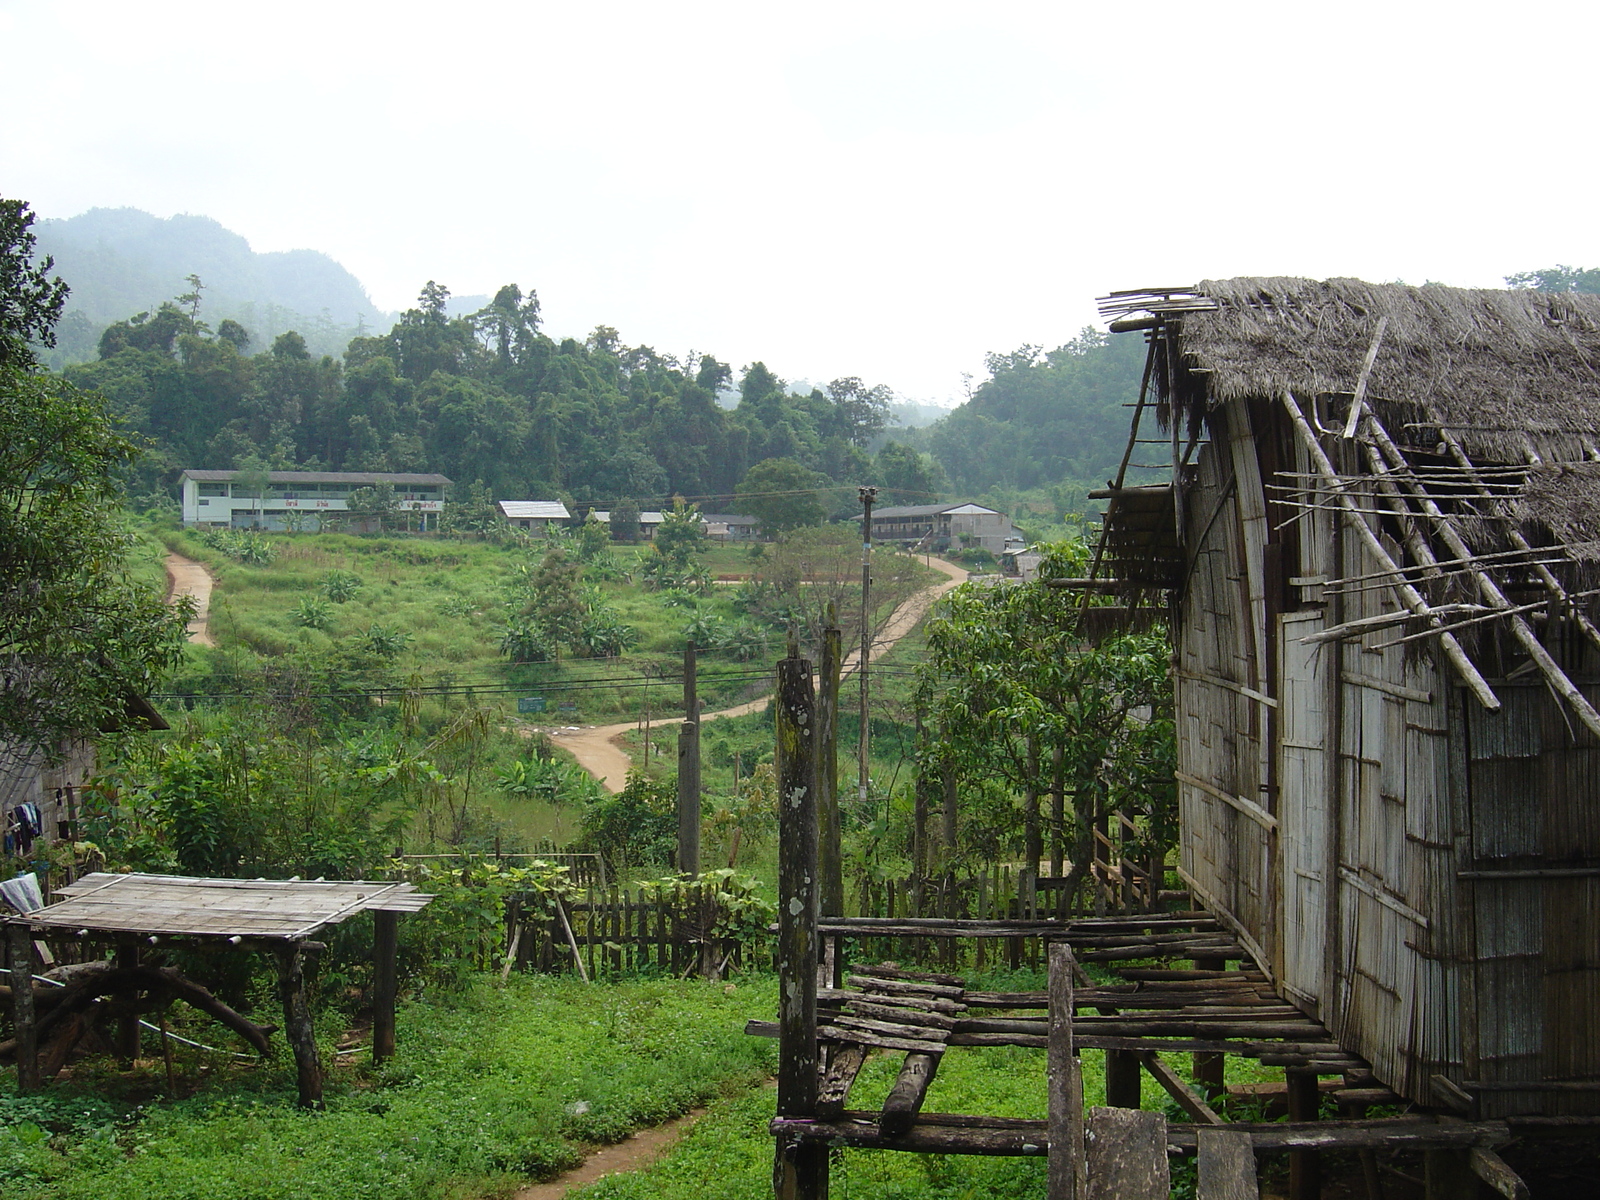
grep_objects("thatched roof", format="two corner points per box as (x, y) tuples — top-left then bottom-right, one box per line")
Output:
(1149, 277), (1600, 464)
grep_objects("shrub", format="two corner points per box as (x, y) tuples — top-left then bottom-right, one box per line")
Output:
(289, 597), (333, 630)
(318, 570), (363, 602)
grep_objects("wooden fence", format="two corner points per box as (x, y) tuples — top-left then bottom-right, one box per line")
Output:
(508, 885), (771, 979)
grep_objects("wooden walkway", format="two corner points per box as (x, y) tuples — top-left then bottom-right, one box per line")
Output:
(758, 913), (1526, 1199)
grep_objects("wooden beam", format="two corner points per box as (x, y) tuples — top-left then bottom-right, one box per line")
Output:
(1139, 1051), (1224, 1124)
(881, 1052), (940, 1136)
(1286, 1071), (1322, 1200)
(815, 1042), (867, 1120)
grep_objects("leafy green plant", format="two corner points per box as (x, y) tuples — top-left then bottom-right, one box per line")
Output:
(439, 594), (475, 617)
(500, 620), (553, 663)
(289, 596), (333, 630)
(199, 526), (276, 565)
(317, 569), (363, 602)
(359, 622), (411, 658)
(576, 772), (678, 872)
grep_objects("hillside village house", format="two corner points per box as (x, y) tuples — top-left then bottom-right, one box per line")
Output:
(180, 470), (451, 531)
(869, 501), (1013, 554)
(497, 500), (571, 532)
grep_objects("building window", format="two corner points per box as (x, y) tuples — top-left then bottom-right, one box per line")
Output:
(197, 482), (230, 497)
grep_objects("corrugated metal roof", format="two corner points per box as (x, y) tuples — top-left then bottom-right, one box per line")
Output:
(182, 470), (452, 485)
(873, 502), (1000, 519)
(498, 501), (571, 520)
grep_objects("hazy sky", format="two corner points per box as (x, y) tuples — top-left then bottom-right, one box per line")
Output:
(3, 1), (1595, 403)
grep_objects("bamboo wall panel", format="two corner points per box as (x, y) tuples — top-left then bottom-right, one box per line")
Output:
(1277, 610), (1326, 1012)
(1178, 439), (1272, 966)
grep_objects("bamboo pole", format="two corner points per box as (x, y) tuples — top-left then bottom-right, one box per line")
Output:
(1279, 391), (1500, 711)
(1357, 420), (1600, 739)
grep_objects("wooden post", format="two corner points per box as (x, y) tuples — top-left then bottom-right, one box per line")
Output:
(114, 942), (140, 1063)
(912, 714), (929, 919)
(372, 910), (398, 1064)
(276, 941), (323, 1109)
(1105, 1049), (1141, 1109)
(8, 923), (38, 1092)
(1048, 941), (1085, 1199)
(1192, 956), (1228, 1097)
(818, 614), (843, 921)
(774, 648), (825, 1200)
(1285, 1070), (1320, 1200)
(858, 486), (877, 807)
(677, 642), (701, 878)
(1425, 1148), (1486, 1200)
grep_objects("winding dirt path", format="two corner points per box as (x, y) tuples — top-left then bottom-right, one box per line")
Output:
(549, 556), (969, 791)
(511, 1108), (703, 1199)
(164, 551), (217, 647)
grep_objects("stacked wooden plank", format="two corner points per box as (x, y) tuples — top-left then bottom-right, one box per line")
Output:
(818, 965), (966, 1055)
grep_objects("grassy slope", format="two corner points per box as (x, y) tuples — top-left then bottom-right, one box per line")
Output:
(0, 975), (778, 1200)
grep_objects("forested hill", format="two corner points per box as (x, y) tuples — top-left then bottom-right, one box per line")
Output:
(66, 282), (944, 515)
(922, 329), (1147, 494)
(35, 208), (386, 367)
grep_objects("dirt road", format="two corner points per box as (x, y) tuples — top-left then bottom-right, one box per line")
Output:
(510, 1108), (703, 1199)
(164, 551), (217, 647)
(549, 556), (969, 791)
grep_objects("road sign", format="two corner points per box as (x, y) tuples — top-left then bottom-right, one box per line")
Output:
(517, 696), (547, 714)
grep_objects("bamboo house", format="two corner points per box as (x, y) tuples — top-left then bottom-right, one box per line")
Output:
(1094, 278), (1600, 1118)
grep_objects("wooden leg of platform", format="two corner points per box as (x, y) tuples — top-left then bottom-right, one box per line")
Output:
(773, 1130), (829, 1200)
(1105, 1049), (1141, 1109)
(1286, 1070), (1321, 1200)
(372, 910), (398, 1065)
(113, 942), (141, 1064)
(1048, 942), (1085, 1200)
(1425, 1147), (1486, 1200)
(276, 941), (323, 1109)
(8, 924), (38, 1093)
(1191, 956), (1227, 1098)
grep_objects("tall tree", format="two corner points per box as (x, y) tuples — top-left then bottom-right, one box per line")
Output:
(734, 457), (825, 534)
(0, 198), (189, 752)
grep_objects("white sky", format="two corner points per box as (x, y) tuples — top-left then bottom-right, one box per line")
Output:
(3, 0), (1596, 403)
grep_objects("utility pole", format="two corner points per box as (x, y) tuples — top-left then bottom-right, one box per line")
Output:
(677, 642), (700, 877)
(857, 486), (877, 805)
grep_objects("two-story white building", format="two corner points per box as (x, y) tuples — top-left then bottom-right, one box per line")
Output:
(179, 470), (452, 531)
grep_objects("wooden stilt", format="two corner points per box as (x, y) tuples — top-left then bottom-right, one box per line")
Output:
(1048, 941), (1085, 1199)
(1286, 1070), (1321, 1200)
(1191, 956), (1227, 1096)
(113, 942), (140, 1064)
(774, 649), (826, 1200)
(8, 923), (38, 1092)
(276, 941), (323, 1109)
(1105, 1048), (1141, 1108)
(372, 910), (398, 1064)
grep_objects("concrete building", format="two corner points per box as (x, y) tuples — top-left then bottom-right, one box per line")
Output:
(870, 502), (1013, 554)
(180, 470), (451, 531)
(700, 513), (762, 542)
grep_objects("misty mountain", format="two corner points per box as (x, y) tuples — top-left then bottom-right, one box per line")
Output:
(33, 208), (390, 366)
